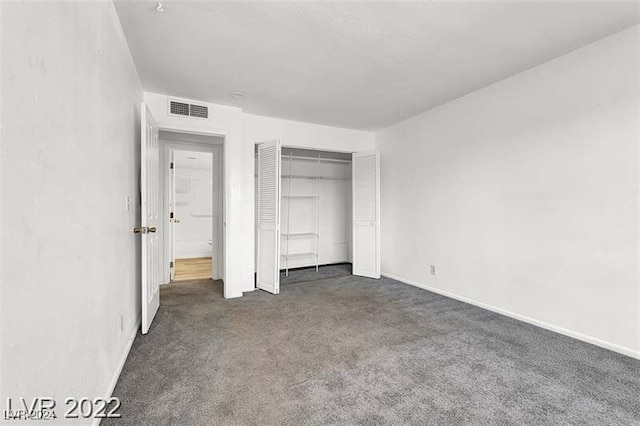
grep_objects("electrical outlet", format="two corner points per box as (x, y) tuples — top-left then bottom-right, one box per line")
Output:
(120, 315), (124, 333)
(430, 265), (437, 275)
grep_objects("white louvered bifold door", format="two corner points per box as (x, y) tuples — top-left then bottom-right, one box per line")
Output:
(352, 151), (380, 279)
(257, 140), (281, 294)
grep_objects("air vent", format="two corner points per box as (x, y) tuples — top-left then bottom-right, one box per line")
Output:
(168, 99), (209, 119)
(169, 100), (189, 116)
(189, 104), (208, 119)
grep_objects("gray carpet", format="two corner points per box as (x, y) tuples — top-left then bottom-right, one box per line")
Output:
(280, 263), (353, 285)
(106, 266), (640, 425)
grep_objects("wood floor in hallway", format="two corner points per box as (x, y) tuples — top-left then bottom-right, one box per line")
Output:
(174, 257), (212, 281)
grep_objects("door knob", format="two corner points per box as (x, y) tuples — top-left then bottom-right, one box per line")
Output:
(133, 226), (157, 234)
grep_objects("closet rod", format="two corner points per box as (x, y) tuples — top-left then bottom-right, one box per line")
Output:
(281, 154), (351, 164)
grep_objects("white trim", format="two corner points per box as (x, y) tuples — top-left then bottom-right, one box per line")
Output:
(281, 143), (356, 155)
(158, 123), (227, 138)
(382, 272), (640, 360)
(94, 315), (141, 426)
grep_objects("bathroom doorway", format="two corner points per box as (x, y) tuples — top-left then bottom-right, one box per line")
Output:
(172, 149), (214, 280)
(160, 131), (223, 284)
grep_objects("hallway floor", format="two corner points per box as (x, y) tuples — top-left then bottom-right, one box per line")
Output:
(174, 257), (212, 281)
(107, 267), (640, 425)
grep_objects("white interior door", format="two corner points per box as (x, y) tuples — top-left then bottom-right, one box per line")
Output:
(141, 103), (161, 334)
(352, 151), (380, 279)
(256, 139), (281, 294)
(168, 148), (176, 281)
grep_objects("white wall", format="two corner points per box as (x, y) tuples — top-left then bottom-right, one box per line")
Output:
(244, 113), (374, 153)
(376, 26), (640, 358)
(145, 92), (375, 297)
(1, 0), (143, 417)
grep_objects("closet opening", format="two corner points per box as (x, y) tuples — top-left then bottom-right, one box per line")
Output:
(279, 147), (353, 277)
(254, 142), (379, 295)
(160, 131), (224, 288)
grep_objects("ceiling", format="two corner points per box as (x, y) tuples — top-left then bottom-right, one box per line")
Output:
(115, 1), (639, 131)
(174, 149), (212, 170)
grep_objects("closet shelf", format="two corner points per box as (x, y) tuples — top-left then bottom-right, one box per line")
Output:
(281, 252), (318, 259)
(281, 232), (318, 238)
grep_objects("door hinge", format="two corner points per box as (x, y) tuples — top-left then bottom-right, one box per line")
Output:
(170, 261), (174, 268)
(170, 162), (174, 169)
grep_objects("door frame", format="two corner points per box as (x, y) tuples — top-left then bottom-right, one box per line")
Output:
(158, 130), (225, 286)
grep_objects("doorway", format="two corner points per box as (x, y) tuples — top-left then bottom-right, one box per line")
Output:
(172, 149), (214, 280)
(159, 131), (224, 285)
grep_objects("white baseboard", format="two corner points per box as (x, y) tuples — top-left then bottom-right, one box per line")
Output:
(95, 316), (141, 426)
(381, 272), (640, 360)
